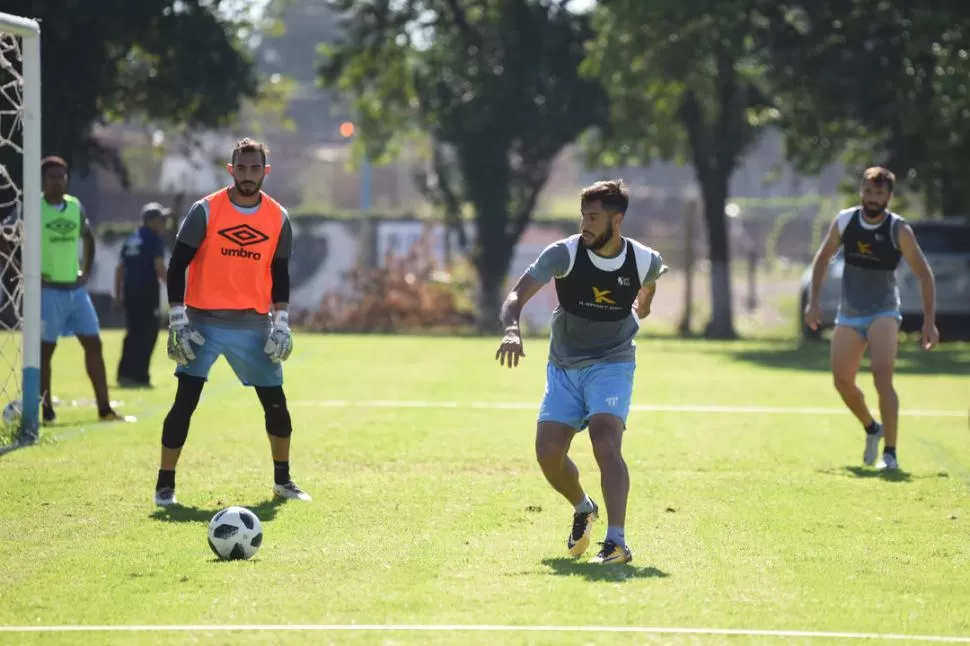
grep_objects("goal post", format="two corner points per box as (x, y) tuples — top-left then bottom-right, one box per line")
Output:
(0, 11), (41, 444)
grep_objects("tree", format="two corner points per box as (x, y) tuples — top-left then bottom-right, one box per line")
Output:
(583, 0), (783, 339)
(0, 0), (260, 185)
(318, 0), (608, 331)
(765, 1), (970, 218)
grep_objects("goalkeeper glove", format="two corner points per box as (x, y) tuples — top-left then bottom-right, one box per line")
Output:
(264, 310), (293, 363)
(166, 305), (205, 366)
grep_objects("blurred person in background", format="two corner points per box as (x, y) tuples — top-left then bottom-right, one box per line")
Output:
(115, 202), (170, 388)
(31, 156), (127, 424)
(804, 166), (938, 472)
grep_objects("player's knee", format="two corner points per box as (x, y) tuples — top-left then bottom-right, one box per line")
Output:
(590, 436), (623, 465)
(535, 436), (565, 469)
(78, 335), (102, 352)
(589, 417), (624, 463)
(256, 386), (292, 438)
(832, 372), (855, 392)
(161, 375), (205, 449)
(871, 368), (895, 392)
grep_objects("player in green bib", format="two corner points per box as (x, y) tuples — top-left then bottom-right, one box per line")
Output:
(36, 156), (126, 424)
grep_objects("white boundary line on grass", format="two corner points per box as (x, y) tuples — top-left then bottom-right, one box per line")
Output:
(1, 624), (969, 641)
(291, 399), (967, 418)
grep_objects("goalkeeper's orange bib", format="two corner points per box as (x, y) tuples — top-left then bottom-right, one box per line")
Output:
(184, 188), (283, 313)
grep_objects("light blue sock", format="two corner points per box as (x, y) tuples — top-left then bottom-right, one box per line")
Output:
(574, 495), (595, 514)
(605, 526), (625, 546)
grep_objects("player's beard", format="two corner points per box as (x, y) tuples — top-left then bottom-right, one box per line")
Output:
(862, 200), (887, 218)
(235, 178), (263, 197)
(583, 222), (614, 251)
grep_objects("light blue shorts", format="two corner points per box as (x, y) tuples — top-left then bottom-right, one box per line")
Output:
(175, 321), (283, 387)
(538, 361), (635, 431)
(41, 287), (100, 343)
(835, 309), (902, 341)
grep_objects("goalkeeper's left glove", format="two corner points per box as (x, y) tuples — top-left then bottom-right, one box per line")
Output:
(264, 310), (293, 363)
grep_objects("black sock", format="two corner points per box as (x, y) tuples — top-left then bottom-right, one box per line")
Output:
(156, 469), (175, 491)
(274, 460), (290, 485)
(864, 421), (880, 435)
(884, 446), (896, 458)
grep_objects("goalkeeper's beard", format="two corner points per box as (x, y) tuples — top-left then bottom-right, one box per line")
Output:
(235, 179), (263, 197)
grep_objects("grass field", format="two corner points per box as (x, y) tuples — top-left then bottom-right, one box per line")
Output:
(1, 331), (969, 645)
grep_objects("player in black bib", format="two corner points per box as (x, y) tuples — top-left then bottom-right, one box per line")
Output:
(495, 180), (668, 565)
(805, 167), (939, 471)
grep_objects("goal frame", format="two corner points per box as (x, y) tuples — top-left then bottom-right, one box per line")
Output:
(0, 12), (41, 443)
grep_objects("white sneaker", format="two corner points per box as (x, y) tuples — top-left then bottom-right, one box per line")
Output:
(273, 481), (312, 501)
(154, 487), (177, 506)
(878, 453), (899, 471)
(863, 423), (884, 466)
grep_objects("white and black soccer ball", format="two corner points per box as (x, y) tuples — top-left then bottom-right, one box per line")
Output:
(2, 400), (22, 426)
(207, 506), (263, 561)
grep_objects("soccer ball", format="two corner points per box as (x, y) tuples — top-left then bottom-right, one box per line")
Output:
(2, 400), (22, 425)
(207, 506), (263, 561)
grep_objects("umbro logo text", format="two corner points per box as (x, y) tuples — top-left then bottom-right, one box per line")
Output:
(221, 247), (263, 260)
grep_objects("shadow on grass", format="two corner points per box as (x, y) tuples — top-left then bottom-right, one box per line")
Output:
(816, 465), (917, 483)
(540, 557), (670, 582)
(725, 339), (970, 375)
(149, 497), (287, 524)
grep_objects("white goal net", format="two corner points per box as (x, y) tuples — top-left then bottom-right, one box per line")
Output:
(0, 12), (40, 445)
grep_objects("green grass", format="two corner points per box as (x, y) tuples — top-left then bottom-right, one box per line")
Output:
(1, 332), (969, 645)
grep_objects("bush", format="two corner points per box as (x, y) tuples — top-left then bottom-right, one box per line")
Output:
(298, 233), (475, 333)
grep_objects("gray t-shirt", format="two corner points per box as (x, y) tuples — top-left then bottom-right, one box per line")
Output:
(3, 197), (92, 289)
(834, 208), (903, 317)
(175, 195), (292, 329)
(527, 234), (668, 369)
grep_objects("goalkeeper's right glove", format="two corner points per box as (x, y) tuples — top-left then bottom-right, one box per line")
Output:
(166, 305), (205, 366)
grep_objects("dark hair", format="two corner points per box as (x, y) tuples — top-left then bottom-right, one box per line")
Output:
(580, 179), (629, 214)
(41, 155), (68, 174)
(861, 166), (895, 192)
(231, 137), (269, 165)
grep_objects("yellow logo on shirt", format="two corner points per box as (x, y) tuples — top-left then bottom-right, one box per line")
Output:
(592, 287), (616, 305)
(856, 241), (873, 255)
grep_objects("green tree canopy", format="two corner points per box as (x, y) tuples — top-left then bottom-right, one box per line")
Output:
(319, 0), (608, 331)
(583, 0), (782, 338)
(2, 0), (260, 183)
(766, 1), (970, 217)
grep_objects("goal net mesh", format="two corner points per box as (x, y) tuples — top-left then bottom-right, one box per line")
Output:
(0, 30), (26, 430)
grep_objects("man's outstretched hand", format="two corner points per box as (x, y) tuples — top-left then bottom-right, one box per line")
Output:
(496, 325), (525, 368)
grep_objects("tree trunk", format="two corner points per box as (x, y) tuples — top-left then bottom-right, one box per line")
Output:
(472, 231), (514, 334)
(677, 199), (698, 336)
(701, 181), (739, 339)
(462, 143), (514, 335)
(476, 267), (506, 334)
(678, 87), (740, 340)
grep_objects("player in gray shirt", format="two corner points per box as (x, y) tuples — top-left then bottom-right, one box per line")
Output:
(496, 179), (668, 566)
(805, 167), (939, 472)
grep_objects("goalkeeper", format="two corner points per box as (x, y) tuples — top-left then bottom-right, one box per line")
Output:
(153, 138), (310, 506)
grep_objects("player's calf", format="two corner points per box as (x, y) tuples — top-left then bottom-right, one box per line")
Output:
(154, 375), (205, 505)
(256, 386), (311, 501)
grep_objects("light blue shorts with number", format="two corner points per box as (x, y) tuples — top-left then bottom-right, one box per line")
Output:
(538, 361), (635, 431)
